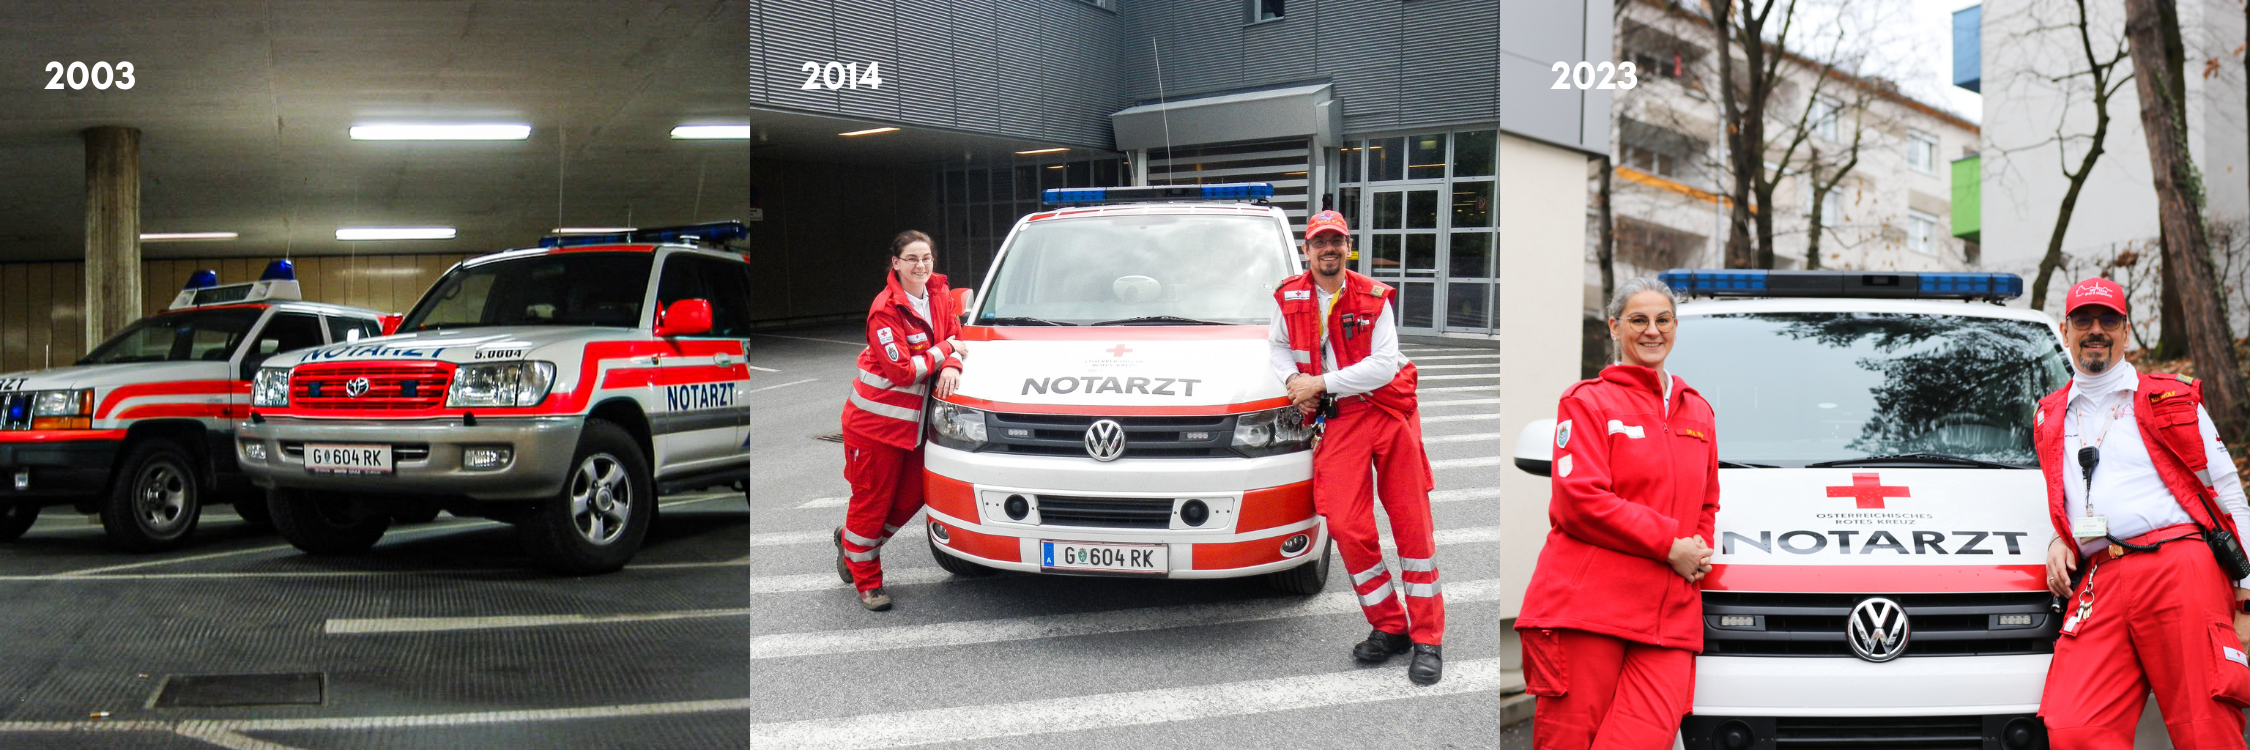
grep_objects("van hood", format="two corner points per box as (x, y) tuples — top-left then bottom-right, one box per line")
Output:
(270, 327), (625, 368)
(948, 328), (1286, 412)
(0, 360), (231, 392)
(1704, 468), (2052, 593)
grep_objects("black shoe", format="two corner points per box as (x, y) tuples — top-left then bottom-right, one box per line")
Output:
(833, 527), (853, 584)
(1352, 629), (1412, 663)
(1407, 643), (1443, 685)
(859, 586), (892, 611)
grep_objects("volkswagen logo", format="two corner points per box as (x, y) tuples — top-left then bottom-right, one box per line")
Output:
(1847, 597), (1910, 663)
(1083, 419), (1126, 462)
(344, 377), (371, 398)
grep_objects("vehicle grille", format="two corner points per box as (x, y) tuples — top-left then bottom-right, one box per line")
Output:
(1775, 715), (1985, 749)
(0, 393), (28, 430)
(1036, 495), (1175, 529)
(1702, 591), (2057, 657)
(982, 412), (1233, 459)
(290, 362), (453, 411)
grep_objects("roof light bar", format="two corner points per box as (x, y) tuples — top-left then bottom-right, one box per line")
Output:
(670, 125), (750, 140)
(1041, 183), (1275, 205)
(1659, 269), (2024, 302)
(536, 220), (749, 248)
(260, 259), (296, 281)
(337, 227), (456, 241)
(183, 270), (219, 290)
(350, 124), (531, 141)
(168, 263), (304, 309)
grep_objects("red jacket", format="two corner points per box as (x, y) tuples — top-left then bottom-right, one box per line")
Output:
(1272, 270), (1419, 420)
(841, 272), (962, 450)
(1516, 365), (1721, 651)
(2035, 371), (2238, 565)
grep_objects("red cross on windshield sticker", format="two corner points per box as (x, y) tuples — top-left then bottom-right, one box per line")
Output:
(1106, 344), (1132, 357)
(1827, 472), (1910, 509)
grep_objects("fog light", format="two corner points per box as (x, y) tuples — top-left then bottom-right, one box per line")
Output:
(2002, 717), (2037, 750)
(929, 520), (951, 543)
(1180, 499), (1209, 527)
(1715, 720), (1754, 750)
(1997, 614), (2032, 626)
(1280, 533), (1310, 555)
(1006, 428), (1030, 438)
(1183, 431), (1210, 441)
(240, 440), (267, 462)
(12, 470), (27, 491)
(1003, 494), (1029, 521)
(462, 446), (513, 471)
(1719, 616), (1758, 628)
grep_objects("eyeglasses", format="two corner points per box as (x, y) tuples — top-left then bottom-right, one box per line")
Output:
(896, 256), (935, 266)
(2067, 313), (2125, 331)
(1621, 315), (1677, 332)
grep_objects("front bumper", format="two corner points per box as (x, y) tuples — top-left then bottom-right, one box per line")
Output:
(0, 431), (123, 502)
(1693, 653), (2049, 717)
(236, 416), (581, 501)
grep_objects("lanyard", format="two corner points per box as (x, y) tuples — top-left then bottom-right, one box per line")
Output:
(2070, 389), (2130, 518)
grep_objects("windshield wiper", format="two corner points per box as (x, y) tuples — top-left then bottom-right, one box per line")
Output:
(1804, 453), (2031, 470)
(1090, 315), (1225, 326)
(979, 316), (1075, 326)
(1718, 460), (1779, 468)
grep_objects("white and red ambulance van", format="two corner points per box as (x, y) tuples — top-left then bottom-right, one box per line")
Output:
(920, 183), (1331, 593)
(0, 262), (389, 550)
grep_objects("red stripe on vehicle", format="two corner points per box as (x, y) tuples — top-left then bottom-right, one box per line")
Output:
(96, 381), (247, 418)
(959, 325), (1268, 342)
(939, 394), (1291, 417)
(260, 339), (746, 420)
(114, 404), (244, 420)
(599, 364), (750, 389)
(1702, 564), (2048, 593)
(0, 430), (127, 443)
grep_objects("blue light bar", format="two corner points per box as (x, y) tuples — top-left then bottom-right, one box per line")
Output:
(1040, 183), (1275, 205)
(183, 270), (219, 290)
(538, 221), (750, 249)
(260, 259), (296, 281)
(1659, 269), (2023, 301)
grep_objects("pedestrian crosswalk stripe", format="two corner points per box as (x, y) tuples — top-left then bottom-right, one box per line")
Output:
(749, 659), (1502, 749)
(1418, 374), (1500, 381)
(793, 496), (848, 509)
(1406, 354), (1499, 361)
(1415, 363), (1499, 371)
(1423, 432), (1501, 444)
(1420, 385), (1498, 393)
(1420, 397), (1500, 407)
(754, 526), (925, 548)
(1430, 487), (1502, 502)
(1430, 456), (1505, 469)
(1421, 413), (1500, 423)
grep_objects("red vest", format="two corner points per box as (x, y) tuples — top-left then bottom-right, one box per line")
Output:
(1272, 270), (1417, 419)
(2035, 371), (2234, 561)
(842, 272), (960, 450)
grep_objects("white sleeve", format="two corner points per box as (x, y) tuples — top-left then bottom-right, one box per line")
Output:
(1266, 298), (1299, 386)
(1323, 303), (1405, 397)
(2197, 406), (2250, 589)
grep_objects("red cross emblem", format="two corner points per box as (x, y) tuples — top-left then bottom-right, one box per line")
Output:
(1106, 344), (1132, 357)
(1827, 472), (1910, 509)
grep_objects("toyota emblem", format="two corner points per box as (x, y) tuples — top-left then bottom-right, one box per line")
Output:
(344, 377), (371, 398)
(1847, 597), (1910, 662)
(1083, 419), (1126, 462)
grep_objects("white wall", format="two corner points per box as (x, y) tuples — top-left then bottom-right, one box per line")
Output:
(1499, 134), (1592, 632)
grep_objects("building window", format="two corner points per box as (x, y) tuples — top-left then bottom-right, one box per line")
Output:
(1810, 97), (1840, 141)
(1907, 210), (1938, 255)
(1253, 0), (1281, 22)
(1908, 130), (1938, 174)
(1618, 118), (1707, 188)
(1803, 180), (1844, 227)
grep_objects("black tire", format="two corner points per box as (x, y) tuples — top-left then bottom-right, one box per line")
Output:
(392, 507), (441, 524)
(230, 496), (272, 528)
(519, 420), (654, 575)
(0, 502), (38, 542)
(929, 533), (997, 577)
(101, 440), (203, 552)
(269, 487), (391, 555)
(1267, 538), (1332, 595)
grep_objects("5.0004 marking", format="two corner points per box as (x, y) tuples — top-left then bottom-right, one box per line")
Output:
(800, 61), (884, 90)
(46, 61), (134, 90)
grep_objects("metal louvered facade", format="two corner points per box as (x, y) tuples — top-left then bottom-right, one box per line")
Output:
(1147, 138), (1315, 230)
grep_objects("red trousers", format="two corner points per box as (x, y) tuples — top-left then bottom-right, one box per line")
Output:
(840, 434), (924, 592)
(1523, 627), (1695, 750)
(1315, 401), (1443, 644)
(2041, 527), (2250, 750)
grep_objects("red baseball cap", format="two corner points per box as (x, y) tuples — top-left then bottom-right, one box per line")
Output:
(1305, 210), (1351, 240)
(2064, 277), (2128, 316)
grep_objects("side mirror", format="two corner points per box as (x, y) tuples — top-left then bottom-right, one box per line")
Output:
(1514, 418), (1557, 477)
(656, 299), (714, 338)
(950, 287), (974, 322)
(379, 314), (403, 336)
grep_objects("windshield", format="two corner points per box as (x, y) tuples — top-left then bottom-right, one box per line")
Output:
(1666, 312), (2069, 467)
(400, 253), (654, 331)
(80, 308), (262, 364)
(977, 213), (1294, 325)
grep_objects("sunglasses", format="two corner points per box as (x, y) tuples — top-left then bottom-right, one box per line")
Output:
(2067, 313), (2124, 331)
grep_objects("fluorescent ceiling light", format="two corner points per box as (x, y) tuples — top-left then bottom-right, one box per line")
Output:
(550, 227), (635, 234)
(1015, 147), (1068, 155)
(838, 127), (900, 137)
(336, 226), (456, 241)
(350, 124), (531, 141)
(139, 232), (237, 242)
(670, 125), (751, 140)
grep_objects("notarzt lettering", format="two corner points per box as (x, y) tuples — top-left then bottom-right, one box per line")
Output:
(664, 383), (737, 411)
(1722, 529), (2029, 555)
(1021, 376), (1199, 397)
(0, 378), (26, 391)
(304, 345), (449, 361)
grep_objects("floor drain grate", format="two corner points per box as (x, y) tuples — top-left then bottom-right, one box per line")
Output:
(812, 433), (845, 443)
(151, 672), (325, 708)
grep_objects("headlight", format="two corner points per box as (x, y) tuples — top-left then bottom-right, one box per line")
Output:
(928, 402), (988, 450)
(29, 389), (92, 430)
(446, 361), (557, 408)
(1231, 405), (1316, 457)
(252, 368), (292, 408)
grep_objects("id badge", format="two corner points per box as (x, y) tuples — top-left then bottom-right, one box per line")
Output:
(2072, 514), (2108, 542)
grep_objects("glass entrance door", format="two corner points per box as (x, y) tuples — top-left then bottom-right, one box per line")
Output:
(1341, 130), (1498, 336)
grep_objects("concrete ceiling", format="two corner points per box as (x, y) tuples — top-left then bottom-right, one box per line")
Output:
(749, 107), (1119, 170)
(0, 0), (748, 261)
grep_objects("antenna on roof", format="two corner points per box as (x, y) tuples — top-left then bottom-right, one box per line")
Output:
(1152, 39), (1175, 187)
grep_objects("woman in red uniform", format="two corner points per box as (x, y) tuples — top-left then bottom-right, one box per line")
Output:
(834, 230), (962, 611)
(1517, 277), (1720, 749)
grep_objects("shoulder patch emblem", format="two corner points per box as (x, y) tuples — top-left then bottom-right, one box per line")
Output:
(1557, 454), (1573, 478)
(2037, 410), (2045, 426)
(1555, 420), (1572, 450)
(884, 343), (901, 361)
(875, 327), (895, 345)
(1284, 290), (1312, 301)
(907, 332), (929, 344)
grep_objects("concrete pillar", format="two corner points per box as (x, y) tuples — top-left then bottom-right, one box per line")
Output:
(83, 126), (141, 345)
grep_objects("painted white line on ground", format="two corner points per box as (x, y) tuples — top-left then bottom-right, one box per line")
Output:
(327, 607), (750, 635)
(0, 699), (754, 737)
(751, 659), (1501, 750)
(1420, 413), (1501, 424)
(1399, 346), (1485, 353)
(1430, 487), (1502, 503)
(172, 724), (303, 750)
(752, 578), (1501, 659)
(748, 378), (819, 395)
(1417, 374), (1499, 381)
(1423, 432), (1501, 444)
(1407, 354), (1500, 361)
(1414, 363), (1499, 371)
(750, 365), (780, 373)
(1430, 456), (1506, 469)
(754, 526), (926, 549)
(1420, 397), (1500, 407)
(753, 565), (954, 595)
(1419, 385), (1498, 394)
(794, 496), (848, 509)
(756, 333), (865, 346)
(0, 558), (748, 583)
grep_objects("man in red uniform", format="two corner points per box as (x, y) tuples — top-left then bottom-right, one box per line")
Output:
(1267, 209), (1443, 685)
(2037, 277), (2250, 749)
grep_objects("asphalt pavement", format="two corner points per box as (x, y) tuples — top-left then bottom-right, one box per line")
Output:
(0, 488), (750, 748)
(748, 325), (1504, 749)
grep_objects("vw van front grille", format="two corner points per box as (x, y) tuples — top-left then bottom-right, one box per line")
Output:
(1036, 495), (1174, 529)
(982, 412), (1232, 459)
(290, 362), (454, 411)
(1701, 591), (2057, 657)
